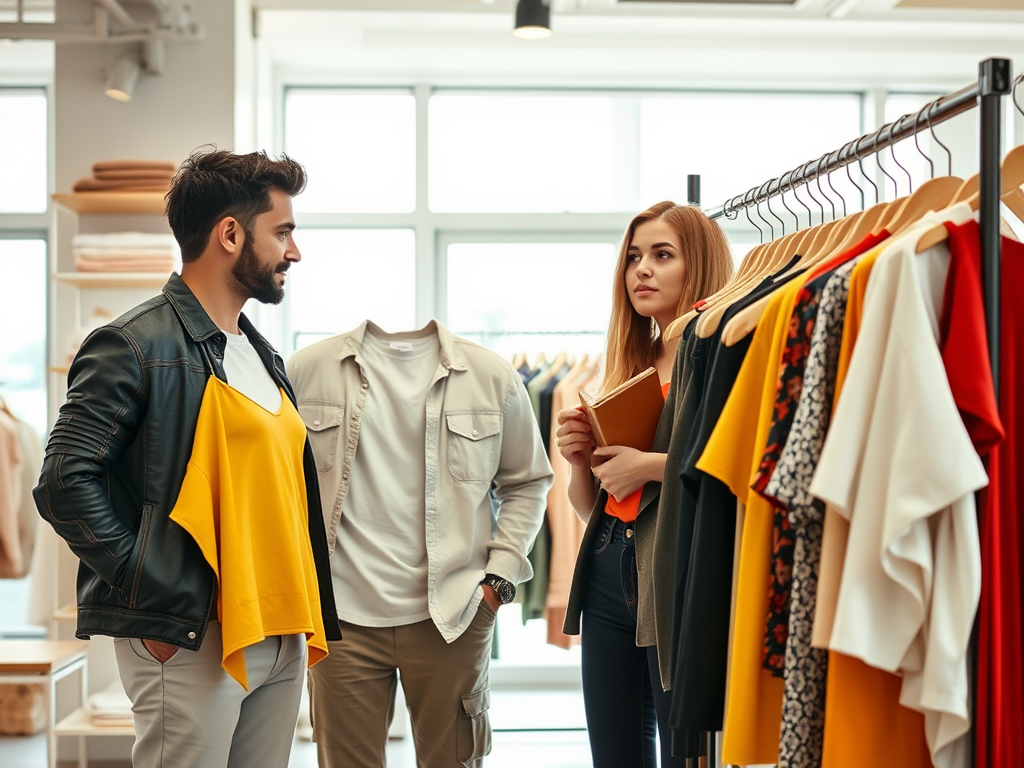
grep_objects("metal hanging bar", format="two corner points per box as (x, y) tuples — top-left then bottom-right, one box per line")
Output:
(978, 57), (1011, 399)
(705, 58), (1010, 220)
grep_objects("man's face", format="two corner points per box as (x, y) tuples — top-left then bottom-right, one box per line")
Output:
(232, 188), (300, 305)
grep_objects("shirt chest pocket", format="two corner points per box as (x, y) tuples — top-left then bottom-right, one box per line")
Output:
(445, 411), (502, 484)
(298, 402), (345, 473)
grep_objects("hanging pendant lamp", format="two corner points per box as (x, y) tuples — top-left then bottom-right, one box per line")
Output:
(513, 0), (552, 39)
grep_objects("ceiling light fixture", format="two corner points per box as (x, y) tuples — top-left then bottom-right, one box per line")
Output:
(105, 51), (140, 102)
(513, 0), (552, 40)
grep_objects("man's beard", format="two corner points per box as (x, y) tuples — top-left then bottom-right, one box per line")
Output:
(232, 235), (286, 305)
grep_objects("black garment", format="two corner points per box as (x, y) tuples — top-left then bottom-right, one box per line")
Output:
(580, 514), (687, 768)
(667, 258), (806, 743)
(34, 273), (342, 649)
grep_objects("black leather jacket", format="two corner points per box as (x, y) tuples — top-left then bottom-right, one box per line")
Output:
(34, 274), (342, 649)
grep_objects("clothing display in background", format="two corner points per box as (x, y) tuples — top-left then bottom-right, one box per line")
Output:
(71, 159), (177, 193)
(543, 355), (600, 648)
(513, 352), (603, 648)
(0, 400), (42, 580)
(72, 232), (180, 273)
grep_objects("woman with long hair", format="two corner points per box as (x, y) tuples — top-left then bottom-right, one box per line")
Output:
(556, 202), (733, 767)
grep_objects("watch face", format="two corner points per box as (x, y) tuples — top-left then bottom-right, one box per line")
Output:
(494, 579), (516, 604)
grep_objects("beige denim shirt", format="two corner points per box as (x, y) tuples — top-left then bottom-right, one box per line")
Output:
(287, 320), (553, 642)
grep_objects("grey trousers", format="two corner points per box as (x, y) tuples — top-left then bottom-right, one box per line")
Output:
(113, 622), (307, 768)
(309, 603), (496, 768)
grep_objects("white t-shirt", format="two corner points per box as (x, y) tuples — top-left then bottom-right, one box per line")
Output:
(332, 325), (441, 626)
(221, 330), (282, 413)
(809, 203), (985, 768)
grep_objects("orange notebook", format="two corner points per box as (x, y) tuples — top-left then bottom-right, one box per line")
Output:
(579, 367), (663, 452)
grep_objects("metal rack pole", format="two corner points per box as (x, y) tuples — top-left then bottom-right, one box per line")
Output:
(979, 57), (1010, 398)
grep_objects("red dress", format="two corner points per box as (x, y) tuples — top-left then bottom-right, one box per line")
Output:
(941, 219), (1022, 768)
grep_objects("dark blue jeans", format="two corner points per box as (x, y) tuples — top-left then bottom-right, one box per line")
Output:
(580, 513), (686, 768)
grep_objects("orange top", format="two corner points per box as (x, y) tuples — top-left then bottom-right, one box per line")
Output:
(605, 381), (671, 522)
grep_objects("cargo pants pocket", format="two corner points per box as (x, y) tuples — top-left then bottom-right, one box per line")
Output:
(456, 688), (492, 765)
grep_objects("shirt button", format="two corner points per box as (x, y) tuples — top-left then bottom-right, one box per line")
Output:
(472, 429), (479, 437)
(313, 419), (321, 427)
(361, 383), (369, 391)
(188, 631), (196, 640)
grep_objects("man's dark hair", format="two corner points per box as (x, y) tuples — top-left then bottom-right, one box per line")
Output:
(165, 147), (307, 263)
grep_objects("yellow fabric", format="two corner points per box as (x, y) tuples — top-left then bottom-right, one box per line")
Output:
(695, 276), (812, 766)
(815, 244), (930, 768)
(170, 376), (328, 689)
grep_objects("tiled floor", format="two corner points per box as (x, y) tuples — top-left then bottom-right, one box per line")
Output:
(0, 689), (592, 768)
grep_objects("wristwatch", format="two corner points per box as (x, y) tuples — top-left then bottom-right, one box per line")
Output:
(481, 574), (516, 604)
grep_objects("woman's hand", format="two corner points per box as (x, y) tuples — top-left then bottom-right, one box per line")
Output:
(591, 446), (665, 502)
(555, 406), (595, 468)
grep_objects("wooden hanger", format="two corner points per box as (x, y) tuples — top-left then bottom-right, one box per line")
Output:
(915, 142), (1024, 253)
(951, 173), (979, 203)
(1003, 185), (1024, 225)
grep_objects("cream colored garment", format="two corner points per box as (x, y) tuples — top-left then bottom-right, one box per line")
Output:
(544, 364), (598, 649)
(0, 408), (25, 577)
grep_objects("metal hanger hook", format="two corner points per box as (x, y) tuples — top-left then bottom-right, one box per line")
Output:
(911, 104), (935, 179)
(923, 100), (953, 177)
(853, 139), (879, 205)
(825, 151), (847, 219)
(743, 188), (766, 243)
(764, 179), (787, 237)
(814, 152), (836, 222)
(887, 117), (914, 194)
(1012, 72), (1024, 117)
(872, 123), (899, 200)
(779, 173), (801, 233)
(790, 162), (815, 230)
(802, 158), (825, 225)
(843, 140), (866, 211)
(755, 180), (775, 241)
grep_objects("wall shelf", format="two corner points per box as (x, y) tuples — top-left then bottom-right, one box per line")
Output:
(53, 272), (171, 290)
(52, 192), (166, 216)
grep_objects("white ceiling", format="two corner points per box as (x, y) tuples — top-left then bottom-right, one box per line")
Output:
(255, 0), (1024, 92)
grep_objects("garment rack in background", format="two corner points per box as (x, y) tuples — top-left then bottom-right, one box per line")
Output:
(698, 56), (1013, 768)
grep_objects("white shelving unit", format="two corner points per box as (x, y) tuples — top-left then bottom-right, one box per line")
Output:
(46, 192), (171, 762)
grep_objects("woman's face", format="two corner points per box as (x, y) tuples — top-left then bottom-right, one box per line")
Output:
(624, 217), (687, 331)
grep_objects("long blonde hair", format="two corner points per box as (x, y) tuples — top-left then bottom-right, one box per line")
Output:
(599, 202), (733, 396)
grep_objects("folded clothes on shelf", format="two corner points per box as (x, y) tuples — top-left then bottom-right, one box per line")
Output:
(73, 257), (178, 273)
(71, 159), (178, 194)
(72, 232), (178, 249)
(86, 682), (134, 728)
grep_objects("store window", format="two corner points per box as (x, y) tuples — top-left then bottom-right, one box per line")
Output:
(445, 241), (617, 362)
(0, 238), (46, 633)
(284, 89), (416, 214)
(429, 93), (634, 213)
(286, 229), (416, 352)
(640, 93), (863, 213)
(0, 89), (48, 214)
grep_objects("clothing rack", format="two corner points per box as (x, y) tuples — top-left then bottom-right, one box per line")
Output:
(699, 57), (1014, 768)
(706, 57), (1011, 386)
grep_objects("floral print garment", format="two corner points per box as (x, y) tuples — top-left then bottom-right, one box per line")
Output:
(764, 260), (858, 768)
(755, 283), (824, 677)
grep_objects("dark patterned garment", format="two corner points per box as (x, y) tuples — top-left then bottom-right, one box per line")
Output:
(757, 283), (824, 676)
(764, 259), (858, 768)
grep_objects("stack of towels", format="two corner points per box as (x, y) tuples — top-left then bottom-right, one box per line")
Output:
(73, 231), (180, 273)
(72, 159), (177, 193)
(86, 682), (134, 728)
